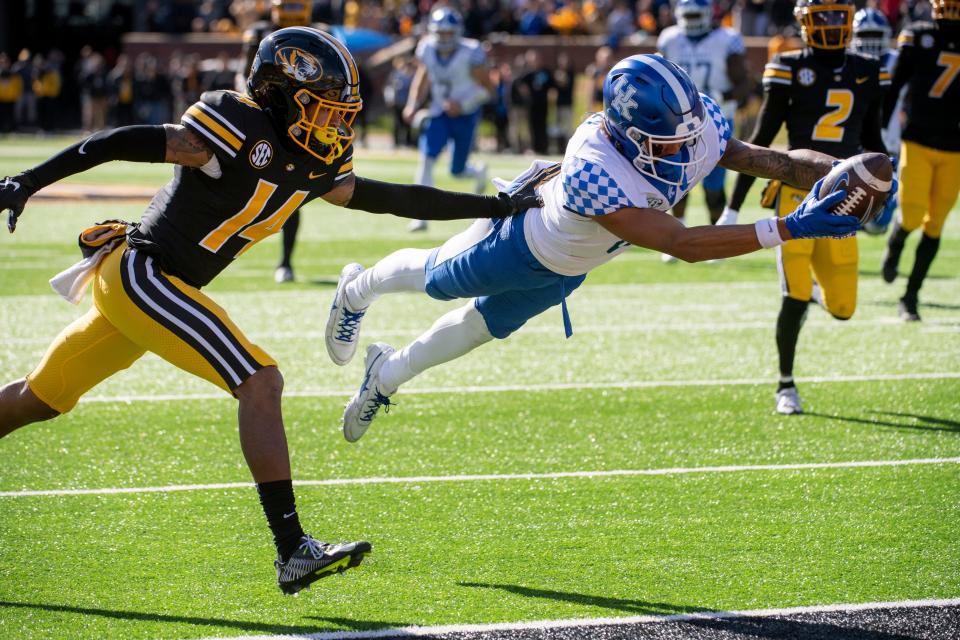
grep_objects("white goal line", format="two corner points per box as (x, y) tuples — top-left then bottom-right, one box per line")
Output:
(188, 597), (960, 640)
(2, 456), (957, 498)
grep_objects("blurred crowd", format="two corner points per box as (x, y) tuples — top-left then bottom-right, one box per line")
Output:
(0, 0), (941, 141)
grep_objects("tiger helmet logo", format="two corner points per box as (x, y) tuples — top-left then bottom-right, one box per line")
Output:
(276, 47), (323, 83)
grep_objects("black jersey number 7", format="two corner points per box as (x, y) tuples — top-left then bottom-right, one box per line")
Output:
(200, 179), (307, 258)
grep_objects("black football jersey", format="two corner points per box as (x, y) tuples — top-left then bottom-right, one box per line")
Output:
(761, 49), (889, 157)
(893, 23), (960, 150)
(128, 90), (354, 287)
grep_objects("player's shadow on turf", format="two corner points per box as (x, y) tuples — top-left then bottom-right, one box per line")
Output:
(458, 582), (707, 615)
(803, 411), (960, 433)
(307, 277), (338, 287)
(0, 601), (407, 636)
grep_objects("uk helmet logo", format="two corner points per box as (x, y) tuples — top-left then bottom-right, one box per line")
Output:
(276, 47), (323, 82)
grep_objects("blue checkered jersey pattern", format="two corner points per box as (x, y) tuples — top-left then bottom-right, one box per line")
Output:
(561, 157), (636, 217)
(700, 93), (731, 155)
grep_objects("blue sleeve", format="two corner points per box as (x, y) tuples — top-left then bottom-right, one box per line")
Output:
(700, 93), (732, 154)
(561, 157), (635, 217)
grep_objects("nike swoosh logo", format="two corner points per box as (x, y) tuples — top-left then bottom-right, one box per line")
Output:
(283, 511), (296, 519)
(308, 171), (327, 179)
(78, 138), (91, 155)
(856, 77), (869, 84)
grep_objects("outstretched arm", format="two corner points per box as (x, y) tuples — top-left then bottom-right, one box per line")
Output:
(594, 181), (855, 263)
(1, 125), (215, 232)
(322, 174), (541, 221)
(720, 137), (834, 191)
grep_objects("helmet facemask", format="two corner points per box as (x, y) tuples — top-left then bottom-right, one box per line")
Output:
(616, 117), (709, 188)
(677, 7), (712, 36)
(287, 87), (361, 162)
(851, 28), (890, 55)
(797, 4), (853, 49)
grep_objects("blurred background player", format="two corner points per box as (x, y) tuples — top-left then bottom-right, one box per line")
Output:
(403, 7), (493, 232)
(879, 0), (960, 321)
(238, 0), (315, 283)
(657, 0), (750, 262)
(724, 0), (890, 414)
(852, 8), (903, 235)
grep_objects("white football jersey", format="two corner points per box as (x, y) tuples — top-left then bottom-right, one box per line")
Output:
(416, 37), (487, 117)
(881, 49), (905, 155)
(517, 94), (731, 277)
(657, 26), (745, 121)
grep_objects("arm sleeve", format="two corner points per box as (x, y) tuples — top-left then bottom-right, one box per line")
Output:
(728, 81), (790, 211)
(26, 125), (167, 192)
(346, 177), (514, 220)
(882, 39), (914, 123)
(861, 88), (887, 154)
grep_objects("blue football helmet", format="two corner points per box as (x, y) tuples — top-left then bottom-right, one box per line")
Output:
(428, 7), (463, 52)
(851, 8), (891, 56)
(675, 0), (713, 36)
(602, 54), (708, 187)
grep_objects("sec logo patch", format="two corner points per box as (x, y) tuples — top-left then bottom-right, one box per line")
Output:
(797, 68), (816, 87)
(250, 141), (273, 169)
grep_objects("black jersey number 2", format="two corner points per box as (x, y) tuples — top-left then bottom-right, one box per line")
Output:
(200, 179), (307, 257)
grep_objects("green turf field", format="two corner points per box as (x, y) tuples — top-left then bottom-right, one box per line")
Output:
(0, 136), (958, 640)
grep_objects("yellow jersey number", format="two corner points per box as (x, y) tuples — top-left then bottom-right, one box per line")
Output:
(812, 89), (854, 143)
(199, 179), (306, 257)
(930, 52), (960, 99)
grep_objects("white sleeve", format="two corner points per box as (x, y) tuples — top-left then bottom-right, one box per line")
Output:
(560, 157), (645, 217)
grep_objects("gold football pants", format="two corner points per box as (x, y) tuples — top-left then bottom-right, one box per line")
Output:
(775, 184), (858, 319)
(898, 140), (960, 238)
(27, 244), (275, 413)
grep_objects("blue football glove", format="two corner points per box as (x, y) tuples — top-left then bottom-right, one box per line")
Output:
(862, 176), (898, 235)
(784, 176), (860, 240)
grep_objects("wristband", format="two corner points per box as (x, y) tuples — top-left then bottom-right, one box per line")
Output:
(755, 217), (784, 248)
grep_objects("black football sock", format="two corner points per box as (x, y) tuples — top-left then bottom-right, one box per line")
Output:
(257, 479), (305, 561)
(882, 223), (908, 278)
(279, 209), (301, 269)
(904, 233), (940, 302)
(776, 296), (809, 384)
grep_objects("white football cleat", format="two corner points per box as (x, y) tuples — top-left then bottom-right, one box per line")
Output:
(473, 162), (488, 194)
(408, 219), (428, 232)
(325, 263), (366, 366)
(775, 386), (804, 415)
(342, 343), (397, 443)
(274, 266), (294, 283)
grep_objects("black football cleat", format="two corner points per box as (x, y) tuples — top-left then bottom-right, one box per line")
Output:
(275, 535), (371, 595)
(881, 246), (900, 284)
(898, 296), (921, 322)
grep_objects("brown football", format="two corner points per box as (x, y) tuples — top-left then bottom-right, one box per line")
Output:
(818, 152), (894, 224)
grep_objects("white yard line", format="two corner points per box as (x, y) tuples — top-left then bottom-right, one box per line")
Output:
(76, 371), (960, 404)
(187, 598), (960, 640)
(2, 457), (957, 498)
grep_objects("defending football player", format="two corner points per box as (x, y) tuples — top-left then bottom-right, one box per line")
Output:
(0, 27), (534, 595)
(852, 8), (904, 235)
(879, 0), (960, 321)
(402, 7), (494, 232)
(657, 0), (751, 261)
(723, 0), (890, 415)
(324, 54), (872, 443)
(239, 0), (315, 283)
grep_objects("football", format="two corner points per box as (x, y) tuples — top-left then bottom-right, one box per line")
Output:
(818, 152), (894, 224)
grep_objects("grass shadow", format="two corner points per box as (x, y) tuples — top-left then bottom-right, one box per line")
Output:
(803, 410), (960, 433)
(0, 600), (407, 636)
(458, 582), (707, 616)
